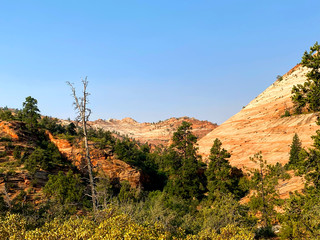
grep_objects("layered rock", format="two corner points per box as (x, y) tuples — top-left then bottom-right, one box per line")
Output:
(88, 117), (217, 146)
(198, 64), (318, 168)
(198, 64), (317, 196)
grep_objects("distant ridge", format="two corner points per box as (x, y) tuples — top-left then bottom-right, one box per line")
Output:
(88, 116), (218, 146)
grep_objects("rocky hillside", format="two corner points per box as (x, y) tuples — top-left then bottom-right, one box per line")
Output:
(48, 133), (147, 188)
(198, 64), (318, 167)
(0, 115), (216, 200)
(0, 122), (43, 205)
(88, 117), (217, 146)
(198, 64), (318, 197)
(0, 120), (149, 206)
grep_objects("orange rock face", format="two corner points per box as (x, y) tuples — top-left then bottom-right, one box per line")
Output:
(47, 132), (73, 156)
(198, 64), (315, 196)
(0, 121), (19, 140)
(95, 158), (143, 188)
(89, 117), (217, 146)
(48, 133), (143, 188)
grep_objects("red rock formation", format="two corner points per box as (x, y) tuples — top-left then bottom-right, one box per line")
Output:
(95, 158), (143, 188)
(47, 133), (144, 188)
(0, 121), (19, 140)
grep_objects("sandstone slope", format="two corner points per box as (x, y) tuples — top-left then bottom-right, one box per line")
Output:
(198, 64), (318, 168)
(198, 64), (318, 195)
(88, 117), (217, 146)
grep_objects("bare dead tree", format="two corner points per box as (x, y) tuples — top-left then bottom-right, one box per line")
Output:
(67, 77), (97, 215)
(3, 183), (11, 209)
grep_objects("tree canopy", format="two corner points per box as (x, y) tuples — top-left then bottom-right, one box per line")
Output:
(205, 138), (245, 200)
(165, 121), (204, 200)
(22, 96), (41, 131)
(292, 42), (320, 114)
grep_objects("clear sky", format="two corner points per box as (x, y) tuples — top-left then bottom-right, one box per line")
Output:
(1, 1), (320, 124)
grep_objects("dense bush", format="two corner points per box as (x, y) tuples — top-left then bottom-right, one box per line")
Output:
(24, 142), (66, 174)
(0, 109), (15, 121)
(44, 170), (85, 206)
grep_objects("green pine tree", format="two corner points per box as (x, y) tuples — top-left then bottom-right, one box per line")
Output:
(206, 138), (231, 199)
(286, 133), (303, 169)
(22, 96), (41, 131)
(292, 42), (320, 114)
(293, 117), (320, 189)
(165, 121), (203, 200)
(205, 138), (246, 200)
(248, 153), (289, 231)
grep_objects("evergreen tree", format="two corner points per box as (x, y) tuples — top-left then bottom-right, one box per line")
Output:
(44, 170), (85, 213)
(0, 109), (15, 121)
(280, 191), (320, 239)
(292, 42), (320, 113)
(22, 96), (41, 131)
(66, 122), (77, 135)
(171, 121), (198, 160)
(205, 138), (245, 200)
(24, 142), (64, 174)
(286, 133), (303, 169)
(165, 121), (203, 200)
(206, 138), (231, 199)
(248, 153), (289, 231)
(293, 117), (320, 189)
(280, 116), (320, 239)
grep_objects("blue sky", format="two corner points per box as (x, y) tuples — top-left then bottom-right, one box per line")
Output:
(0, 1), (319, 124)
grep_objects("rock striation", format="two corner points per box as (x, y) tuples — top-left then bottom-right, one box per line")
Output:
(198, 64), (318, 197)
(88, 117), (217, 146)
(198, 64), (318, 168)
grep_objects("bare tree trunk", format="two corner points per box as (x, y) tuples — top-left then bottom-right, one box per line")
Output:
(67, 78), (97, 215)
(3, 183), (11, 209)
(82, 111), (98, 215)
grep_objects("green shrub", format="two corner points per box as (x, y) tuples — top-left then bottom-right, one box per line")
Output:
(0, 137), (12, 142)
(44, 170), (86, 213)
(25, 142), (66, 174)
(277, 75), (283, 81)
(281, 110), (291, 118)
(0, 109), (15, 121)
(13, 146), (22, 160)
